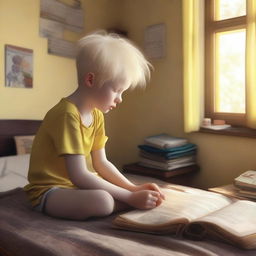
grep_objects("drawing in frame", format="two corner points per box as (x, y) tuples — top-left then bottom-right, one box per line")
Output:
(5, 45), (33, 88)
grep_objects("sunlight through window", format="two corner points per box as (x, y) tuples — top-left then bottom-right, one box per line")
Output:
(215, 30), (246, 113)
(215, 0), (246, 20)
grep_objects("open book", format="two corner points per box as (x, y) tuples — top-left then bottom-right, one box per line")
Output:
(113, 186), (256, 249)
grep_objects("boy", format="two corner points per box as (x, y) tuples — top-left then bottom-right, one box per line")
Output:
(24, 31), (165, 220)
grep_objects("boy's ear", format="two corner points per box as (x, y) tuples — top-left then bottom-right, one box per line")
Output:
(84, 72), (95, 88)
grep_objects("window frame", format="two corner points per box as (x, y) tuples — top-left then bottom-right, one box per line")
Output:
(205, 0), (247, 126)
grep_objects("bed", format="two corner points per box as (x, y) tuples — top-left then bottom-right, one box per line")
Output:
(0, 119), (255, 256)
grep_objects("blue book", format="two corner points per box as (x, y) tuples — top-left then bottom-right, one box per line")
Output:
(138, 143), (197, 160)
(138, 143), (197, 153)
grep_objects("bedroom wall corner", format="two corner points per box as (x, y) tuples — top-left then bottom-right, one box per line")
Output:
(104, 0), (256, 190)
(104, 0), (184, 168)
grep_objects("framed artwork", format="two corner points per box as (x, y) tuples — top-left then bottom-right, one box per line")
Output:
(5, 45), (33, 88)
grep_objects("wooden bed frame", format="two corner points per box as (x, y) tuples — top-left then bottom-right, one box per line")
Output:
(0, 120), (41, 156)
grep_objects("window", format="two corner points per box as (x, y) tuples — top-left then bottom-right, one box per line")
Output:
(205, 0), (247, 126)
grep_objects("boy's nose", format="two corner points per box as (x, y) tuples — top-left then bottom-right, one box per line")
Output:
(115, 95), (122, 104)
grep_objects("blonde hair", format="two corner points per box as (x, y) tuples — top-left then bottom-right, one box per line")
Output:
(76, 31), (152, 89)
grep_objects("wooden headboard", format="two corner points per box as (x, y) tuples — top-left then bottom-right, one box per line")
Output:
(0, 120), (42, 156)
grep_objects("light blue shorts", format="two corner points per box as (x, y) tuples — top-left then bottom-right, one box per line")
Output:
(34, 187), (60, 213)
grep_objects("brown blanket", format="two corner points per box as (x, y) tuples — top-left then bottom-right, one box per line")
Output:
(0, 188), (255, 256)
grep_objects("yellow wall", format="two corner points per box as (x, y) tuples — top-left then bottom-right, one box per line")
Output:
(1, 0), (256, 189)
(105, 0), (185, 170)
(105, 0), (256, 189)
(0, 0), (120, 119)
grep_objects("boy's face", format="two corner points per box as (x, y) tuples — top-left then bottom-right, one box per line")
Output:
(93, 80), (129, 113)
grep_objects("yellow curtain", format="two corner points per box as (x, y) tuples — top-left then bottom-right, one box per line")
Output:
(246, 0), (256, 128)
(182, 0), (204, 133)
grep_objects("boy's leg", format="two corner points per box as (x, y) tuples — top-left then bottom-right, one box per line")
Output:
(44, 188), (115, 220)
(113, 200), (132, 212)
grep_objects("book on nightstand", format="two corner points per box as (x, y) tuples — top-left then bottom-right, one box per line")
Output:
(113, 186), (256, 250)
(209, 171), (256, 201)
(209, 184), (245, 200)
(124, 134), (198, 182)
(144, 134), (188, 149)
(234, 170), (256, 191)
(137, 134), (197, 175)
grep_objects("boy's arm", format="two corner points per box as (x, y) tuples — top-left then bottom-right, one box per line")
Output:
(64, 154), (162, 209)
(91, 148), (136, 191)
(91, 148), (165, 200)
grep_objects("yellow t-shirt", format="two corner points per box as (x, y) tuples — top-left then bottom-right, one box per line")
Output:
(24, 98), (108, 207)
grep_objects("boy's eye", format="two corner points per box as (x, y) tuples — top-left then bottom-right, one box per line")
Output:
(113, 88), (122, 93)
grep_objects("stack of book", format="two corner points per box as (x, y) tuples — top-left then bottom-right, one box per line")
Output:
(138, 134), (197, 171)
(234, 170), (256, 200)
(122, 134), (198, 180)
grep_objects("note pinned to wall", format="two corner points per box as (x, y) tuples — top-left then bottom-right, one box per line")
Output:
(40, 0), (67, 23)
(39, 0), (84, 58)
(65, 7), (84, 33)
(39, 18), (64, 38)
(48, 38), (77, 59)
(144, 23), (166, 59)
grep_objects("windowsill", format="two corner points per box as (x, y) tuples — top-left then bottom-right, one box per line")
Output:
(198, 126), (256, 139)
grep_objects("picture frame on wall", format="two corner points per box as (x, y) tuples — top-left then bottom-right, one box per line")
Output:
(5, 45), (33, 88)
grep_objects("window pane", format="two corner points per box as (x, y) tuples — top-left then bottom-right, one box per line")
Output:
(215, 30), (245, 113)
(215, 0), (246, 20)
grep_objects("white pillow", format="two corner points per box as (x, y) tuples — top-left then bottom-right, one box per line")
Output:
(0, 154), (30, 192)
(0, 154), (30, 178)
(0, 172), (28, 192)
(14, 135), (35, 155)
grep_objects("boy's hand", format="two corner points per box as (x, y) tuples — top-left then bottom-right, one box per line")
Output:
(127, 190), (163, 209)
(132, 183), (166, 201)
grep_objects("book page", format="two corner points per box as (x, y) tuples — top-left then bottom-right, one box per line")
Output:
(118, 188), (232, 225)
(194, 200), (256, 237)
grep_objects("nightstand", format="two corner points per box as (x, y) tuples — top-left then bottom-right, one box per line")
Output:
(122, 162), (199, 187)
